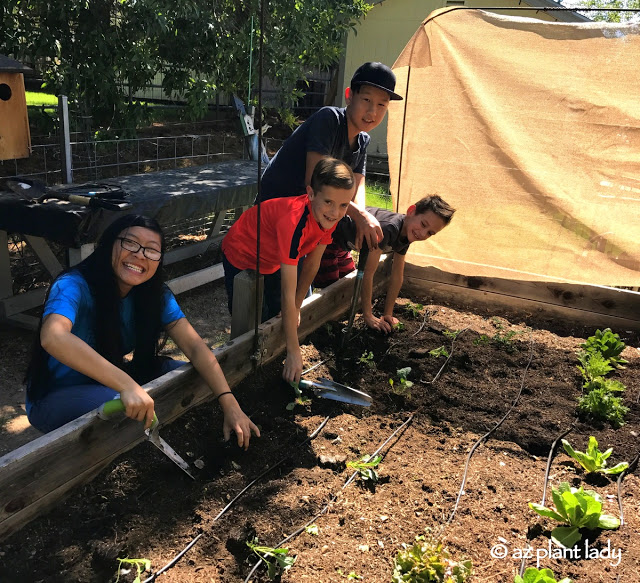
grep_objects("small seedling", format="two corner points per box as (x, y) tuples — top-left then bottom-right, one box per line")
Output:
(393, 321), (406, 331)
(562, 436), (628, 475)
(115, 557), (151, 583)
(404, 302), (424, 319)
(443, 329), (462, 341)
(577, 387), (628, 428)
(473, 334), (490, 346)
(392, 535), (472, 582)
(347, 454), (382, 483)
(492, 329), (519, 353)
(286, 382), (312, 411)
(390, 367), (414, 395)
(337, 570), (363, 580)
(528, 481), (620, 548)
(246, 538), (296, 580)
(305, 524), (319, 536)
(429, 346), (450, 358)
(514, 567), (571, 583)
(359, 350), (375, 367)
(576, 351), (614, 383)
(580, 328), (628, 368)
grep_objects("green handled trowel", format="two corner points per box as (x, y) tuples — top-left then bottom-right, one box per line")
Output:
(98, 399), (195, 480)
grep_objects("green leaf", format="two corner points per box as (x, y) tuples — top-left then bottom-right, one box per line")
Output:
(528, 502), (564, 523)
(603, 462), (629, 475)
(551, 525), (581, 548)
(597, 513), (621, 530)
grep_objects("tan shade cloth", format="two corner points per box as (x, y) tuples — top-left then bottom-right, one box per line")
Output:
(388, 8), (640, 286)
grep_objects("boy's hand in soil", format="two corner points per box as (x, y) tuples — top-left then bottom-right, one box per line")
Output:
(219, 396), (261, 450)
(364, 314), (398, 334)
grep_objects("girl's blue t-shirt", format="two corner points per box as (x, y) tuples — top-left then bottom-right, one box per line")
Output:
(42, 271), (184, 387)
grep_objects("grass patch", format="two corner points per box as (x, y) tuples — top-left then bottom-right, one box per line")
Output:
(26, 91), (58, 107)
(365, 180), (391, 209)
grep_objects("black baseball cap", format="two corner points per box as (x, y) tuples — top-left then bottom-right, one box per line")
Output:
(350, 62), (403, 101)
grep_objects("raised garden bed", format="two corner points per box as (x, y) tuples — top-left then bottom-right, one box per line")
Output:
(1, 295), (639, 582)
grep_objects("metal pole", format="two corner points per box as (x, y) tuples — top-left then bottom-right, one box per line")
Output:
(58, 95), (73, 184)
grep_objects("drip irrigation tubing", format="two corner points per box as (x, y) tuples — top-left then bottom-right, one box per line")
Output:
(140, 415), (330, 583)
(436, 335), (535, 539)
(617, 449), (640, 526)
(243, 414), (415, 582)
(541, 424), (577, 506)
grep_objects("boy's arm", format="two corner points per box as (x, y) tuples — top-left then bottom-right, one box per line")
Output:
(382, 252), (406, 325)
(280, 263), (303, 384)
(347, 173), (382, 250)
(295, 244), (326, 309)
(360, 247), (393, 333)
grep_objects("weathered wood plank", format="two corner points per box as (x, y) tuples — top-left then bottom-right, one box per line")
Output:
(0, 260), (390, 541)
(403, 265), (640, 331)
(0, 287), (48, 319)
(166, 263), (225, 296)
(24, 235), (63, 279)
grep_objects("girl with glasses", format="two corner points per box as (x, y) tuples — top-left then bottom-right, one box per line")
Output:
(25, 214), (259, 449)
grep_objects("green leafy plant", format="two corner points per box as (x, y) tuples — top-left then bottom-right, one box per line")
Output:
(492, 329), (519, 353)
(473, 334), (490, 346)
(562, 436), (628, 475)
(514, 567), (571, 583)
(577, 387), (629, 428)
(347, 454), (382, 483)
(576, 351), (614, 383)
(404, 302), (424, 319)
(528, 481), (620, 548)
(393, 322), (406, 332)
(359, 350), (375, 367)
(390, 367), (414, 395)
(580, 328), (628, 368)
(429, 346), (450, 358)
(442, 329), (462, 340)
(115, 557), (151, 583)
(392, 536), (472, 582)
(246, 539), (296, 580)
(286, 382), (312, 411)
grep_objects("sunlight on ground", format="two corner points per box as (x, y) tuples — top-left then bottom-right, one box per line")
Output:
(5, 414), (31, 434)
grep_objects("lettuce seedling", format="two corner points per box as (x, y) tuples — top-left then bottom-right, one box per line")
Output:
(392, 536), (472, 582)
(246, 538), (296, 580)
(580, 328), (628, 368)
(576, 351), (614, 384)
(514, 566), (571, 583)
(429, 346), (450, 358)
(562, 436), (628, 475)
(359, 350), (375, 367)
(404, 302), (424, 319)
(577, 387), (628, 428)
(390, 367), (414, 396)
(115, 557), (151, 583)
(529, 482), (620, 548)
(347, 454), (382, 482)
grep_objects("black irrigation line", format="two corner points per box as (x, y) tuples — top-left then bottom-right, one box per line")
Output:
(436, 335), (535, 539)
(242, 414), (415, 583)
(617, 449), (640, 526)
(541, 424), (577, 506)
(140, 415), (330, 583)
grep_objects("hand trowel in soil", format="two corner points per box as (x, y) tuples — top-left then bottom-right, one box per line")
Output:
(293, 378), (373, 407)
(98, 398), (195, 479)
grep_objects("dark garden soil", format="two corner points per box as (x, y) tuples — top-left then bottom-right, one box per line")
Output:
(1, 287), (640, 583)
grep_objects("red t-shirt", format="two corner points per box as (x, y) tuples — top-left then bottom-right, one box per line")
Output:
(222, 194), (335, 274)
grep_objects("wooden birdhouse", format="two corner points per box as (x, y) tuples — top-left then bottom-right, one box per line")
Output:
(0, 55), (32, 160)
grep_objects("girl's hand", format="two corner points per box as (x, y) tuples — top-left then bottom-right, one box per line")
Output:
(218, 394), (261, 450)
(381, 314), (399, 329)
(282, 348), (303, 384)
(119, 385), (155, 430)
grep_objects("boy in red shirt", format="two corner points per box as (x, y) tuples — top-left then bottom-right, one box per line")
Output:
(222, 158), (355, 383)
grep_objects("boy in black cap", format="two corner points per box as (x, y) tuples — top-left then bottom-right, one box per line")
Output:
(259, 62), (403, 287)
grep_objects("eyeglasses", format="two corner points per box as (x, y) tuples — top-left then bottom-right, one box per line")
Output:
(117, 237), (162, 261)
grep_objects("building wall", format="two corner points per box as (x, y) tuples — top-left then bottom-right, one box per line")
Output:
(337, 0), (584, 156)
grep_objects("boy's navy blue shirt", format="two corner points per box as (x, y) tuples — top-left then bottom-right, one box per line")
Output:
(259, 107), (370, 202)
(333, 207), (410, 255)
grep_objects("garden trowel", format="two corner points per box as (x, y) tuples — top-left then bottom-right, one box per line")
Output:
(98, 399), (195, 479)
(294, 378), (372, 407)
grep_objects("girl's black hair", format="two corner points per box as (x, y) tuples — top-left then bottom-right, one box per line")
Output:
(26, 214), (169, 400)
